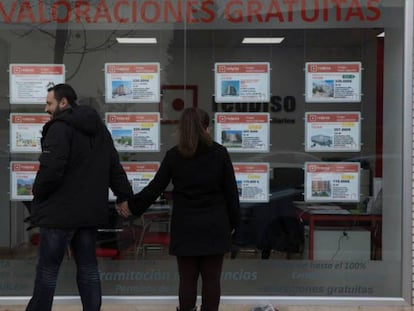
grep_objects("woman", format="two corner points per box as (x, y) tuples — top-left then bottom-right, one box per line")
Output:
(117, 107), (240, 311)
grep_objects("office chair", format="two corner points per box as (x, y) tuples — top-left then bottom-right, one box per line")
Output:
(134, 209), (171, 258)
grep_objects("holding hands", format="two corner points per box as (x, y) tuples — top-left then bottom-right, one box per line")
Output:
(116, 201), (132, 218)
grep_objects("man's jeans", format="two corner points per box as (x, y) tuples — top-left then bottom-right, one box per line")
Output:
(26, 227), (101, 311)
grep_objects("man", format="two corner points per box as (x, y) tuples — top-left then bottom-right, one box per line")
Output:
(26, 83), (132, 311)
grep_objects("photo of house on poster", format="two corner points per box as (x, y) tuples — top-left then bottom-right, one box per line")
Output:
(305, 112), (361, 152)
(105, 112), (160, 152)
(10, 113), (50, 153)
(214, 62), (270, 103)
(10, 161), (39, 201)
(305, 62), (361, 103)
(304, 162), (360, 202)
(233, 163), (269, 203)
(214, 113), (270, 153)
(108, 162), (160, 201)
(104, 63), (160, 103)
(9, 64), (65, 104)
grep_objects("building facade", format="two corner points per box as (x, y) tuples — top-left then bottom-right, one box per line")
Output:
(0, 0), (412, 309)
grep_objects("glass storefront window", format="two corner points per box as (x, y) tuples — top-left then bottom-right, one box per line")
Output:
(0, 0), (410, 303)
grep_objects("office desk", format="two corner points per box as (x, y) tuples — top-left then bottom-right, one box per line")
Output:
(296, 206), (382, 260)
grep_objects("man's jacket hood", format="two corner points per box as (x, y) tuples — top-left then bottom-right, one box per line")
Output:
(45, 105), (101, 136)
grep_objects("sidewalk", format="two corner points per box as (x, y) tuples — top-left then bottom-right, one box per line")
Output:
(0, 305), (412, 311)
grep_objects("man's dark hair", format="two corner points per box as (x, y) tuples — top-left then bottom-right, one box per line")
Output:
(47, 83), (78, 107)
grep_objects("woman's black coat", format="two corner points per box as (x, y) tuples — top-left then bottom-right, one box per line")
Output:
(128, 142), (240, 256)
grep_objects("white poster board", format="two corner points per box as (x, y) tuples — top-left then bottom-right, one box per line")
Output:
(10, 113), (50, 153)
(10, 161), (39, 201)
(305, 162), (360, 202)
(305, 112), (361, 152)
(214, 113), (270, 153)
(109, 162), (160, 201)
(104, 63), (160, 103)
(105, 112), (160, 152)
(305, 62), (361, 103)
(9, 64), (65, 104)
(214, 62), (270, 103)
(233, 162), (269, 203)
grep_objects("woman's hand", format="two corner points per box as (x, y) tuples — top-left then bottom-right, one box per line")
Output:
(116, 201), (132, 218)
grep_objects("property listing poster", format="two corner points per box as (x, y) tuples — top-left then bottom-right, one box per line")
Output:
(214, 113), (270, 152)
(233, 163), (269, 203)
(214, 62), (270, 103)
(305, 62), (361, 103)
(104, 63), (160, 103)
(10, 161), (39, 201)
(305, 112), (361, 152)
(10, 113), (50, 153)
(9, 64), (65, 104)
(105, 112), (160, 152)
(305, 162), (360, 202)
(109, 162), (160, 201)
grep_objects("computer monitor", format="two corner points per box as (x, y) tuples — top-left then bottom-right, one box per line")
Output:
(272, 167), (304, 188)
(271, 167), (304, 201)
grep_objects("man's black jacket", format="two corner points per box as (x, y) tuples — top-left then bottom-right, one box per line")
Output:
(29, 105), (132, 228)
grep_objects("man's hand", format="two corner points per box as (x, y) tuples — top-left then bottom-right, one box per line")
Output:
(116, 201), (132, 218)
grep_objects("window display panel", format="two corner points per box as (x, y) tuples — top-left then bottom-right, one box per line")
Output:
(304, 112), (361, 152)
(9, 64), (65, 104)
(0, 0), (409, 302)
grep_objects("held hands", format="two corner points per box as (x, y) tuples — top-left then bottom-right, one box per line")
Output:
(116, 201), (132, 218)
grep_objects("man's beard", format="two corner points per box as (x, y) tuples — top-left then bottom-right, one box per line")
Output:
(52, 105), (62, 118)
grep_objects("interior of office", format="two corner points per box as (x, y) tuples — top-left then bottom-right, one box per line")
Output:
(0, 0), (408, 299)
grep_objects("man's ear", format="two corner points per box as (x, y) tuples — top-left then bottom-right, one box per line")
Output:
(59, 97), (70, 109)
